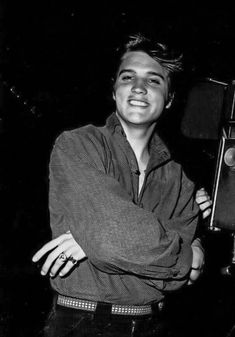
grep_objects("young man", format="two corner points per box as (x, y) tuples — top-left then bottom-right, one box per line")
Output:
(33, 34), (209, 336)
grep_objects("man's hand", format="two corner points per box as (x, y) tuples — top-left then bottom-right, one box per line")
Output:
(196, 187), (212, 219)
(188, 238), (205, 285)
(32, 232), (86, 278)
(188, 187), (210, 285)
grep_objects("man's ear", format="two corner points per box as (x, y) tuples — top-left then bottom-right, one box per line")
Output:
(112, 92), (116, 101)
(165, 93), (174, 109)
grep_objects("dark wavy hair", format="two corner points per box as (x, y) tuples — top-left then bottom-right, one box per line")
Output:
(112, 33), (183, 93)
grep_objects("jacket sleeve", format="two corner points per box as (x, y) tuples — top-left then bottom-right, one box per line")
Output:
(49, 130), (196, 281)
(158, 168), (200, 245)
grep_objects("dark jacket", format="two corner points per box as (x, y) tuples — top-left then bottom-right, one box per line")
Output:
(49, 113), (199, 305)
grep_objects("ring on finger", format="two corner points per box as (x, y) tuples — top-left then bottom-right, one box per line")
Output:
(58, 252), (68, 262)
(68, 256), (78, 265)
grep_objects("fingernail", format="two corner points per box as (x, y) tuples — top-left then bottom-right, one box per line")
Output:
(59, 272), (63, 277)
(41, 270), (46, 276)
(50, 273), (54, 277)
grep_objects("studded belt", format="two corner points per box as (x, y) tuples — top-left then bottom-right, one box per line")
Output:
(57, 294), (164, 316)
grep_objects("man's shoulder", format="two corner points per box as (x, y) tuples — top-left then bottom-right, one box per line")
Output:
(64, 123), (103, 137)
(52, 124), (111, 161)
(56, 124), (107, 146)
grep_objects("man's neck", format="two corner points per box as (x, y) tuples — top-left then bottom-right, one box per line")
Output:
(117, 117), (156, 168)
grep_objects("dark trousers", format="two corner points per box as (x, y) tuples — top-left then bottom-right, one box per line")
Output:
(43, 304), (168, 337)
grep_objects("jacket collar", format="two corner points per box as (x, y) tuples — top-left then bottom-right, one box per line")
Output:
(106, 113), (171, 169)
(106, 112), (126, 136)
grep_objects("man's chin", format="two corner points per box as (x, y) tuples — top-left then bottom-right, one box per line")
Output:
(125, 111), (149, 123)
(116, 111), (158, 127)
(126, 117), (156, 128)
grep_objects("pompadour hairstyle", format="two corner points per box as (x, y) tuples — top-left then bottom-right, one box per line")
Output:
(112, 33), (183, 92)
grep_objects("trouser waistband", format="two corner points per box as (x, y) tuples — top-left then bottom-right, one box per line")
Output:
(57, 294), (164, 317)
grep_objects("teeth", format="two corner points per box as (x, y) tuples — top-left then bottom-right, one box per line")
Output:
(129, 100), (148, 107)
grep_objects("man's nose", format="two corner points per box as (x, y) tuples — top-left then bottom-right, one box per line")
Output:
(131, 79), (147, 94)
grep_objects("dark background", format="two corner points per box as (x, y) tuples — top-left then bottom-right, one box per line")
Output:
(1, 1), (235, 336)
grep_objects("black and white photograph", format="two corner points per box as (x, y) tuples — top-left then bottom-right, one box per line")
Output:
(1, 2), (235, 336)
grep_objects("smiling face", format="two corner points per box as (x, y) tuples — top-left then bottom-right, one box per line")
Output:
(113, 51), (171, 129)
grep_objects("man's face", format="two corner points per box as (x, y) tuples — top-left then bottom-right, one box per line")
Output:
(113, 51), (171, 127)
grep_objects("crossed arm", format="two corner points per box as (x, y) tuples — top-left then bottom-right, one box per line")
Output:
(32, 187), (212, 284)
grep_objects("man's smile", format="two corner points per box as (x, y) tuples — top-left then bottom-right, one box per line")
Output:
(128, 99), (149, 107)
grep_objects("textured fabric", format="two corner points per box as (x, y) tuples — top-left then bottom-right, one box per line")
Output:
(49, 112), (199, 305)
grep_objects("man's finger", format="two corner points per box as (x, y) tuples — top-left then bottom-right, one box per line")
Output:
(199, 200), (212, 211)
(50, 246), (77, 277)
(58, 260), (78, 277)
(189, 268), (201, 282)
(196, 195), (211, 204)
(202, 208), (212, 219)
(32, 233), (71, 262)
(196, 187), (206, 195)
(40, 240), (73, 275)
(51, 244), (86, 278)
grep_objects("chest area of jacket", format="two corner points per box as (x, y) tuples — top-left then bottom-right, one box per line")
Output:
(104, 143), (178, 214)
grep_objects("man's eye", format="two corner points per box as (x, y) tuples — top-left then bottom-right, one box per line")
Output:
(121, 75), (133, 81)
(148, 78), (160, 85)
